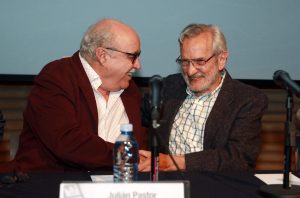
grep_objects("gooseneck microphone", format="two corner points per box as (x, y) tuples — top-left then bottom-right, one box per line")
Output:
(273, 70), (300, 98)
(149, 75), (163, 181)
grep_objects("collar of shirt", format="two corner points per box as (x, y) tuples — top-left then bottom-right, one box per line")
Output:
(79, 53), (124, 97)
(186, 70), (226, 100)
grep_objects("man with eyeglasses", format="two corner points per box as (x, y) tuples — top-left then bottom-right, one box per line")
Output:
(139, 23), (268, 172)
(0, 19), (146, 172)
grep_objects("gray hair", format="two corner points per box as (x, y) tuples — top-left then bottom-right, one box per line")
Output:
(178, 24), (227, 55)
(79, 22), (114, 60)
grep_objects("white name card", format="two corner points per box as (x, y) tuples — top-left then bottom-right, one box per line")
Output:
(60, 181), (189, 198)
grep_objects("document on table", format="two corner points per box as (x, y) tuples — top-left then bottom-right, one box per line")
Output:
(255, 173), (300, 185)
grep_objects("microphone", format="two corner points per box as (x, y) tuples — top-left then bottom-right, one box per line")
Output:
(149, 75), (163, 122)
(148, 75), (163, 181)
(273, 70), (300, 98)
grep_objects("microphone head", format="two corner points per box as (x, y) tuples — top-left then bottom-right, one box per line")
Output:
(273, 70), (289, 82)
(148, 75), (163, 121)
(273, 70), (300, 97)
(273, 69), (292, 89)
(149, 75), (163, 84)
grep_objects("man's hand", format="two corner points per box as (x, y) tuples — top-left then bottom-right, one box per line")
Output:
(138, 150), (152, 172)
(138, 150), (186, 172)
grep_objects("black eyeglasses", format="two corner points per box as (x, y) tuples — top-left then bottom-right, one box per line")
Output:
(176, 54), (215, 70)
(104, 47), (141, 64)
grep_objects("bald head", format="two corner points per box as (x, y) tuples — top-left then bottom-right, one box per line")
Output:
(97, 19), (139, 38)
(79, 19), (140, 61)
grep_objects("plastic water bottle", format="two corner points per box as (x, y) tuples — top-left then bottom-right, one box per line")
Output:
(113, 123), (139, 182)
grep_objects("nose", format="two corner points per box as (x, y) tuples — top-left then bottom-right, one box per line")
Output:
(133, 57), (141, 70)
(184, 61), (198, 76)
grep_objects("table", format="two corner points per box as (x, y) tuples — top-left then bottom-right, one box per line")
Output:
(0, 171), (298, 198)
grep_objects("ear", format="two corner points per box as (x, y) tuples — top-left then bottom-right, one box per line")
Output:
(218, 51), (228, 70)
(95, 47), (107, 65)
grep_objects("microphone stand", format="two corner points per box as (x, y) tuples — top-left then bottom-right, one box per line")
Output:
(150, 107), (160, 181)
(260, 90), (300, 197)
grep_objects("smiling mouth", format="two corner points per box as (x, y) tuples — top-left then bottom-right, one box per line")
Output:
(127, 69), (136, 76)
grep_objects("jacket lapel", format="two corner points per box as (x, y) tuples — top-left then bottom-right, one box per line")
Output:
(71, 51), (98, 128)
(204, 73), (234, 149)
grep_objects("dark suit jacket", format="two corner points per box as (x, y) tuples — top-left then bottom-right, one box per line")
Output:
(157, 72), (268, 171)
(0, 52), (145, 172)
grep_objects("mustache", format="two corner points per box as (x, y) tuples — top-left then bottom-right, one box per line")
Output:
(188, 73), (205, 80)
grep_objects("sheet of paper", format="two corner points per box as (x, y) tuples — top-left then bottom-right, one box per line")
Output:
(90, 175), (113, 182)
(255, 173), (300, 185)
